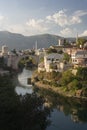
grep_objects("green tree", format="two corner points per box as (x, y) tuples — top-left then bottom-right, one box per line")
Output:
(11, 49), (17, 54)
(76, 67), (87, 80)
(47, 48), (57, 54)
(67, 79), (82, 91)
(63, 53), (70, 62)
(60, 70), (74, 86)
(63, 38), (70, 46)
(76, 38), (86, 47)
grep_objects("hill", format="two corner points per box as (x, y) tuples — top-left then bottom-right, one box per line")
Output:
(0, 31), (87, 50)
(0, 31), (62, 50)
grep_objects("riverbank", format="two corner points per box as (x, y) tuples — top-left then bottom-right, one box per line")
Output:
(33, 81), (87, 100)
(32, 68), (87, 100)
(34, 81), (72, 97)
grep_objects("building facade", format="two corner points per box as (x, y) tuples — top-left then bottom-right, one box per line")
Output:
(71, 50), (87, 67)
(44, 53), (64, 72)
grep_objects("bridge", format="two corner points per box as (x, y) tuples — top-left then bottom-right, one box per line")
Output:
(7, 54), (39, 70)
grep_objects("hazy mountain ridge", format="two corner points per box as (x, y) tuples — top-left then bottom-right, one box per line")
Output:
(0, 31), (87, 50)
(0, 31), (62, 50)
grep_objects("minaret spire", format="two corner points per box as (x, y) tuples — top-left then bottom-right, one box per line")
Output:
(76, 32), (78, 45)
(35, 40), (37, 51)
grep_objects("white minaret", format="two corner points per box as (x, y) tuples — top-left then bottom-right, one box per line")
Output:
(58, 39), (63, 46)
(35, 40), (38, 55)
(35, 40), (37, 51)
(2, 45), (8, 56)
(76, 33), (78, 44)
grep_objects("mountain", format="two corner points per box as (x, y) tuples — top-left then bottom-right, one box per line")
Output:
(0, 31), (63, 50)
(66, 36), (87, 42)
(0, 31), (87, 50)
(0, 31), (27, 50)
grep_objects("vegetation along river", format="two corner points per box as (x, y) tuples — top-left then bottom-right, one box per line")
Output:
(15, 68), (87, 130)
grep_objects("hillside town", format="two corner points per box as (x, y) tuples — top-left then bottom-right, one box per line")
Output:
(0, 36), (87, 75)
(38, 38), (87, 73)
(32, 37), (87, 98)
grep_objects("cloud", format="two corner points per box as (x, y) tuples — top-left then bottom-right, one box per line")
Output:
(60, 28), (73, 36)
(46, 15), (52, 21)
(0, 15), (9, 31)
(0, 14), (49, 35)
(46, 10), (87, 27)
(70, 16), (81, 24)
(0, 15), (4, 21)
(46, 10), (68, 27)
(0, 10), (87, 36)
(0, 14), (5, 25)
(25, 10), (87, 36)
(74, 10), (87, 17)
(69, 10), (87, 24)
(26, 19), (49, 32)
(1, 18), (48, 36)
(80, 30), (87, 36)
(5, 20), (49, 36)
(6, 24), (25, 34)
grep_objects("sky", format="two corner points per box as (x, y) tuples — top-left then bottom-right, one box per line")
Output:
(0, 0), (87, 37)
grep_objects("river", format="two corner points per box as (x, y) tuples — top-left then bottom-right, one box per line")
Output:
(15, 68), (87, 130)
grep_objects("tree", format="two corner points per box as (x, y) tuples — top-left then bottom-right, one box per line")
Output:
(47, 48), (57, 54)
(63, 53), (70, 62)
(76, 38), (86, 47)
(63, 38), (70, 46)
(76, 67), (87, 80)
(11, 48), (17, 54)
(60, 70), (74, 86)
(67, 79), (82, 91)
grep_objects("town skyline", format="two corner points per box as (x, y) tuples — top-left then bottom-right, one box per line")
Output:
(0, 0), (87, 37)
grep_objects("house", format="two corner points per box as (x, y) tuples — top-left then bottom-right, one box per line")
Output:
(71, 50), (87, 67)
(63, 46), (77, 55)
(83, 42), (87, 50)
(38, 62), (45, 72)
(44, 53), (64, 72)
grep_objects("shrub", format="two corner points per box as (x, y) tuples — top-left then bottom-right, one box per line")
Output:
(67, 79), (82, 91)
